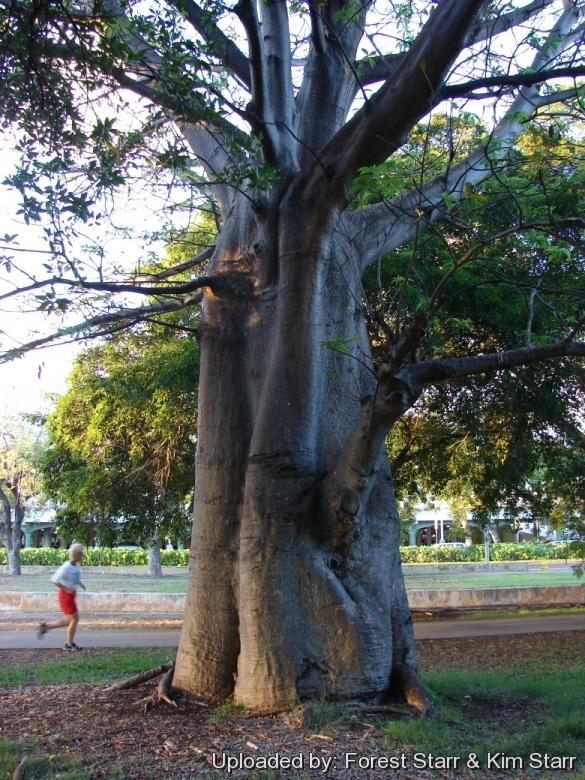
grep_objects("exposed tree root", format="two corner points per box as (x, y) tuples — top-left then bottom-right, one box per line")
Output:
(157, 666), (177, 707)
(109, 659), (434, 721)
(240, 708), (290, 720)
(104, 662), (175, 693)
(130, 665), (192, 714)
(12, 757), (27, 780)
(386, 663), (437, 717)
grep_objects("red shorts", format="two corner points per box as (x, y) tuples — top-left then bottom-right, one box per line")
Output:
(58, 590), (78, 615)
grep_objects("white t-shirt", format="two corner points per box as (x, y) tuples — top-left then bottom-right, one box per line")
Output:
(51, 561), (81, 592)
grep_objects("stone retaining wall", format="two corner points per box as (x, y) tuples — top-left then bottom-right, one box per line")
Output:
(1, 562), (562, 575)
(408, 584), (584, 609)
(1, 584), (583, 613)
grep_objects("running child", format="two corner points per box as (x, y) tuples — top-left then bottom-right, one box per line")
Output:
(37, 543), (86, 651)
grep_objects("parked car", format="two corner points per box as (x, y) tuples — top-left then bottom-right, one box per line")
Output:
(433, 542), (466, 549)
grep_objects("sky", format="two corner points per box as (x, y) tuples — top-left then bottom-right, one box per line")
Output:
(0, 143), (168, 417)
(0, 140), (78, 415)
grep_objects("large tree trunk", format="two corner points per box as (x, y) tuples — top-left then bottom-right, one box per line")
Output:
(462, 517), (474, 548)
(489, 524), (501, 544)
(6, 532), (21, 576)
(174, 191), (420, 710)
(147, 534), (163, 577)
(0, 488), (21, 576)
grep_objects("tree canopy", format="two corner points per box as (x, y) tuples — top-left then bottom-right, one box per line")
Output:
(40, 321), (199, 547)
(0, 0), (583, 356)
(368, 118), (585, 530)
(39, 226), (207, 548)
(1, 413), (47, 573)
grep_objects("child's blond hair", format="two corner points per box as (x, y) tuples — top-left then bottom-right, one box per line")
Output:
(68, 543), (84, 560)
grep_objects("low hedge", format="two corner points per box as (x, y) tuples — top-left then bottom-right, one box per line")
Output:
(0, 547), (190, 567)
(0, 543), (582, 567)
(400, 545), (481, 563)
(399, 540), (584, 564)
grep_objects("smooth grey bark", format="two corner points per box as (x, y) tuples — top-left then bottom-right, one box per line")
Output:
(147, 534), (163, 578)
(489, 525), (501, 544)
(462, 518), (474, 548)
(172, 0), (584, 711)
(0, 484), (23, 576)
(173, 187), (422, 709)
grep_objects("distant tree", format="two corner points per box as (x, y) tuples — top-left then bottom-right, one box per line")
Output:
(41, 320), (199, 574)
(378, 121), (585, 540)
(0, 415), (46, 574)
(41, 219), (210, 573)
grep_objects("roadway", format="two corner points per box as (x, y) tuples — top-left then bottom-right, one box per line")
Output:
(1, 612), (585, 650)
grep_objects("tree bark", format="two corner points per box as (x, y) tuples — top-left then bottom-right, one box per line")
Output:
(173, 190), (419, 709)
(147, 533), (163, 578)
(104, 662), (174, 692)
(489, 525), (501, 544)
(462, 517), (474, 548)
(0, 485), (22, 576)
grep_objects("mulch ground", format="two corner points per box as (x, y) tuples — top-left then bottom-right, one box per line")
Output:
(0, 632), (583, 780)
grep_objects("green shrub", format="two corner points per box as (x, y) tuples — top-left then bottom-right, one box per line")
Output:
(3, 543), (581, 567)
(0, 547), (189, 567)
(19, 548), (68, 565)
(400, 541), (584, 564)
(400, 545), (481, 563)
(160, 549), (190, 566)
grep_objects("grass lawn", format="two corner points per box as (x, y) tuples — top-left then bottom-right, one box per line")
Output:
(379, 669), (585, 775)
(0, 648), (176, 686)
(389, 633), (585, 779)
(1, 569), (582, 594)
(0, 574), (189, 593)
(0, 633), (583, 779)
(404, 570), (582, 589)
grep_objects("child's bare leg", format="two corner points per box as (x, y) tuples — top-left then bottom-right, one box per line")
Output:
(44, 617), (71, 631)
(66, 613), (79, 645)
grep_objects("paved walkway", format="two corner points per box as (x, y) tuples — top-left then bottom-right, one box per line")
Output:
(1, 613), (584, 650)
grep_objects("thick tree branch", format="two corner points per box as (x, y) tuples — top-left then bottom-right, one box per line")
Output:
(180, 123), (240, 218)
(438, 66), (585, 102)
(347, 2), (584, 272)
(316, 0), (489, 200)
(234, 0), (279, 165)
(0, 293), (206, 363)
(319, 332), (584, 545)
(64, 1), (247, 213)
(356, 53), (404, 87)
(110, 69), (248, 148)
(354, 0), (558, 87)
(532, 85), (585, 107)
(308, 0), (326, 56)
(178, 0), (251, 89)
(259, 0), (298, 172)
(295, 0), (369, 169)
(404, 339), (585, 387)
(470, 0), (558, 46)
